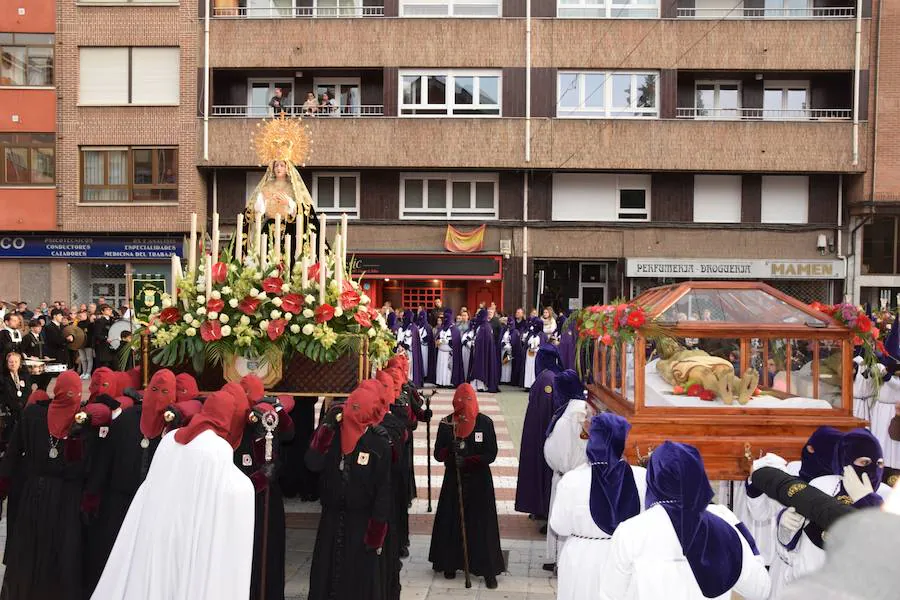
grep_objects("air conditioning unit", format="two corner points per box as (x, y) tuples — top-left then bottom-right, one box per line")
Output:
(500, 239), (512, 255)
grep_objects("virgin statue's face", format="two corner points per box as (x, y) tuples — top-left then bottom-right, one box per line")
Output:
(274, 161), (287, 178)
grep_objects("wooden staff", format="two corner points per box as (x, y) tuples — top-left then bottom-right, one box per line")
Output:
(258, 410), (280, 600)
(424, 389), (437, 513)
(453, 421), (472, 589)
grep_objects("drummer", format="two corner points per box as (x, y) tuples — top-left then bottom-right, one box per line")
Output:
(22, 319), (51, 391)
(44, 308), (73, 370)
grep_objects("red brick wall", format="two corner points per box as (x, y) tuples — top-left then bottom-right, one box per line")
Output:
(1, 0), (55, 33)
(871, 0), (900, 201)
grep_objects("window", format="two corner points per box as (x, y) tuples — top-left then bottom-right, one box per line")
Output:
(1, 134), (54, 185)
(862, 218), (899, 275)
(0, 34), (54, 87)
(761, 175), (808, 224)
(764, 0), (811, 17)
(400, 70), (500, 116)
(557, 71), (658, 118)
(552, 173), (650, 221)
(763, 81), (809, 120)
(400, 0), (500, 16)
(694, 81), (741, 119)
(313, 173), (360, 218)
(81, 147), (177, 203)
(400, 173), (498, 219)
(557, 0), (658, 18)
(78, 0), (178, 4)
(79, 47), (180, 105)
(693, 175), (741, 223)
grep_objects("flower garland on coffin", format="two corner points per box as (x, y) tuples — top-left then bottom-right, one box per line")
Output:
(144, 215), (395, 372)
(809, 301), (885, 393)
(571, 301), (653, 379)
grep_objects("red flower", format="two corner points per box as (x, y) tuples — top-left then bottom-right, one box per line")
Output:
(852, 335), (864, 346)
(600, 333), (613, 346)
(626, 310), (646, 329)
(315, 304), (335, 323)
(307, 262), (321, 283)
(354, 310), (372, 328)
(340, 290), (361, 309)
(698, 389), (716, 401)
(589, 305), (603, 314)
(857, 314), (873, 334)
(206, 298), (225, 313)
(281, 294), (302, 314)
(872, 327), (880, 340)
(211, 261), (228, 284)
(267, 318), (287, 341)
(809, 301), (824, 313)
(342, 280), (354, 293)
(200, 320), (222, 342)
(262, 276), (284, 294)
(159, 307), (181, 324)
(238, 296), (261, 315)
(687, 384), (703, 397)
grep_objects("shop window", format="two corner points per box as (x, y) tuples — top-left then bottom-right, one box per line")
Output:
(400, 173), (498, 220)
(1, 133), (55, 185)
(313, 172), (359, 218)
(862, 218), (899, 275)
(0, 33), (54, 86)
(81, 147), (177, 204)
(79, 47), (180, 106)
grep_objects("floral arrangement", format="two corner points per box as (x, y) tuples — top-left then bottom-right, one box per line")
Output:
(572, 300), (660, 379)
(809, 301), (885, 388)
(138, 216), (395, 373)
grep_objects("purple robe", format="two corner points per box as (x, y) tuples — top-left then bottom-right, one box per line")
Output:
(508, 326), (525, 388)
(442, 323), (465, 387)
(417, 311), (436, 384)
(514, 367), (559, 517)
(399, 311), (425, 388)
(468, 310), (500, 393)
(559, 319), (577, 372)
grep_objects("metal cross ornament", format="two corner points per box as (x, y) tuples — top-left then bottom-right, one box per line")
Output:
(261, 410), (280, 463)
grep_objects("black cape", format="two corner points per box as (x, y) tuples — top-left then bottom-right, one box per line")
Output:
(305, 427), (392, 600)
(378, 411), (408, 600)
(428, 412), (504, 577)
(278, 398), (318, 500)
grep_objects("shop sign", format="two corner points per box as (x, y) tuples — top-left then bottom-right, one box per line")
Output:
(350, 253), (502, 279)
(0, 236), (182, 259)
(626, 258), (845, 280)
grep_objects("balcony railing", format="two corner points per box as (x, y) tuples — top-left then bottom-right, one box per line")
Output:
(676, 7), (854, 18)
(211, 104), (385, 117)
(211, 5), (383, 17)
(675, 107), (852, 121)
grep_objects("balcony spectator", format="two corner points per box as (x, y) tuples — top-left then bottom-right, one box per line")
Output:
(302, 92), (319, 116)
(269, 87), (288, 116)
(320, 92), (338, 116)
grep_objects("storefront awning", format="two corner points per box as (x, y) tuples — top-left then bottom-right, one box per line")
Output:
(351, 252), (502, 280)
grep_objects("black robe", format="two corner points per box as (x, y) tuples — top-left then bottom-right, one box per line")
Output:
(82, 404), (161, 597)
(377, 412), (407, 600)
(278, 398), (318, 501)
(0, 371), (27, 455)
(428, 413), (504, 578)
(305, 427), (392, 600)
(0, 401), (97, 600)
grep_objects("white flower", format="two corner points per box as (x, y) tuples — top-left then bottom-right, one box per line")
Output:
(221, 286), (232, 295)
(351, 280), (359, 290)
(302, 324), (314, 335)
(192, 320), (201, 328)
(272, 297), (283, 307)
(240, 315), (251, 325)
(211, 291), (221, 300)
(290, 324), (301, 334)
(221, 325), (232, 337)
(149, 325), (159, 334)
(303, 308), (314, 319)
(334, 306), (344, 317)
(281, 283), (291, 293)
(260, 320), (270, 331)
(367, 327), (376, 338)
(150, 306), (160, 314)
(208, 311), (218, 320)
(249, 288), (260, 298)
(257, 293), (268, 302)
(284, 312), (293, 321)
(270, 310), (282, 320)
(269, 270), (279, 278)
(183, 313), (193, 323)
(219, 313), (229, 324)
(360, 293), (370, 305)
(161, 298), (172, 309)
(196, 307), (207, 316)
(305, 295), (315, 305)
(196, 295), (206, 304)
(228, 264), (238, 272)
(228, 298), (239, 308)
(185, 327), (197, 337)
(376, 315), (386, 327)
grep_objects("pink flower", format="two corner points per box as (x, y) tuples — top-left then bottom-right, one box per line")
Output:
(354, 310), (372, 328)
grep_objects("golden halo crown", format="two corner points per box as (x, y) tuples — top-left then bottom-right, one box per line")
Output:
(252, 113), (311, 167)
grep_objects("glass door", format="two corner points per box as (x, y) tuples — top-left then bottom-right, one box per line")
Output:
(314, 78), (360, 116)
(695, 81), (741, 119)
(315, 0), (362, 16)
(247, 79), (294, 117)
(763, 81), (809, 120)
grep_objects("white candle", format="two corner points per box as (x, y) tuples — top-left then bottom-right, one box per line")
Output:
(300, 253), (309, 289)
(171, 254), (180, 305)
(318, 214), (327, 304)
(334, 233), (343, 301)
(295, 210), (304, 259)
(260, 234), (268, 272)
(309, 232), (316, 261)
(340, 213), (348, 269)
(211, 212), (220, 264)
(284, 234), (292, 281)
(254, 213), (263, 262)
(274, 214), (282, 267)
(205, 254), (212, 300)
(188, 212), (198, 277)
(235, 213), (243, 265)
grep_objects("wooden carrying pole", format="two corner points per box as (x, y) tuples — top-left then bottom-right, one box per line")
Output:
(140, 330), (151, 387)
(453, 422), (472, 588)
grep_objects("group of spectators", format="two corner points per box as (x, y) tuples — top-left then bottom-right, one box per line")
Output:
(269, 88), (343, 117)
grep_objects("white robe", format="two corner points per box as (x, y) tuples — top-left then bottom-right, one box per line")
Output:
(523, 335), (541, 389)
(550, 462), (647, 600)
(852, 356), (880, 423)
(396, 329), (415, 382)
(500, 330), (512, 384)
(435, 329), (454, 387)
(91, 430), (255, 600)
(600, 503), (771, 600)
(544, 400), (590, 562)
(874, 376), (900, 468)
(419, 327), (430, 381)
(743, 461), (802, 578)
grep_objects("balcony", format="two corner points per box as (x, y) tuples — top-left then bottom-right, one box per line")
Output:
(211, 4), (384, 16)
(204, 117), (866, 173)
(676, 7), (855, 18)
(675, 108), (852, 121)
(211, 104), (385, 117)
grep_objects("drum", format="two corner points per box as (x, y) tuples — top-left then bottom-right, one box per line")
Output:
(45, 363), (67, 374)
(108, 319), (133, 351)
(65, 324), (85, 350)
(25, 359), (46, 375)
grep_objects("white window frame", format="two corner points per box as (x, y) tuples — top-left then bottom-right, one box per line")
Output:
(312, 172), (360, 218)
(400, 0), (500, 17)
(246, 77), (295, 117)
(556, 71), (659, 119)
(694, 80), (742, 119)
(399, 172), (499, 220)
(615, 175), (651, 221)
(399, 70), (501, 117)
(557, 0), (660, 19)
(78, 46), (180, 106)
(76, 0), (178, 5)
(763, 79), (811, 120)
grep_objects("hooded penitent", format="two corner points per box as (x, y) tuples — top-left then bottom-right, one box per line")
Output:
(140, 369), (176, 440)
(586, 413), (640, 534)
(546, 369), (585, 436)
(175, 373), (200, 403)
(26, 389), (49, 406)
(469, 309), (500, 392)
(881, 316), (900, 373)
(837, 428), (884, 493)
(341, 384), (381, 456)
(452, 383), (479, 439)
(89, 367), (122, 402)
(438, 308), (465, 386)
(799, 426), (844, 482)
(358, 379), (390, 422)
(175, 387), (249, 451)
(48, 370), (83, 439)
(239, 374), (266, 404)
(375, 370), (397, 404)
(536, 343), (564, 377)
(645, 441), (743, 599)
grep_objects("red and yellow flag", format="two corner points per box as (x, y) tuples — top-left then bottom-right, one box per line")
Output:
(444, 224), (486, 253)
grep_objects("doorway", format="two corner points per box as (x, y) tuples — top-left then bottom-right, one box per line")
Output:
(579, 262), (608, 308)
(247, 79), (294, 117)
(313, 78), (361, 116)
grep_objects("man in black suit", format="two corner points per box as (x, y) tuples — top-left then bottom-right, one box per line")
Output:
(44, 308), (73, 366)
(92, 304), (115, 369)
(21, 318), (51, 390)
(0, 312), (23, 364)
